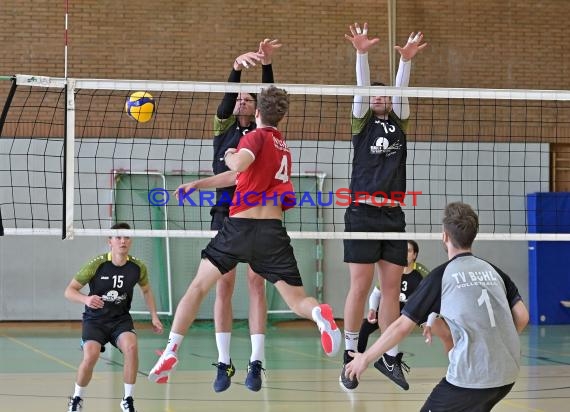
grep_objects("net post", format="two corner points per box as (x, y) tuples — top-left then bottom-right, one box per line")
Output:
(0, 77), (16, 237)
(156, 172), (174, 316)
(314, 172), (327, 302)
(63, 79), (76, 239)
(0, 77), (17, 137)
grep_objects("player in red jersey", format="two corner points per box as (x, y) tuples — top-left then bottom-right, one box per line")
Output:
(148, 85), (342, 385)
(209, 40), (279, 393)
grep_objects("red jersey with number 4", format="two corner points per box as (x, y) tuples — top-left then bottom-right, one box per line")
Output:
(229, 127), (296, 216)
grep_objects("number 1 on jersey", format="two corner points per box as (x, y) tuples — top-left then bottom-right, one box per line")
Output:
(477, 288), (496, 327)
(274, 155), (289, 183)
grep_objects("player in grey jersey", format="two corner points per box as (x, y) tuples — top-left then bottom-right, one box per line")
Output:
(345, 202), (529, 412)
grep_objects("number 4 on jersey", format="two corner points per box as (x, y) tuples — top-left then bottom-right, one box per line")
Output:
(274, 155), (289, 183)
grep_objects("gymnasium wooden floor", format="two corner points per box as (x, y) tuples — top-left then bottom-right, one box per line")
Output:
(0, 320), (569, 411)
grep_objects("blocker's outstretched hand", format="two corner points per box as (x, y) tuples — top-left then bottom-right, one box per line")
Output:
(395, 32), (428, 62)
(233, 51), (263, 70)
(258, 38), (282, 65)
(344, 22), (380, 54)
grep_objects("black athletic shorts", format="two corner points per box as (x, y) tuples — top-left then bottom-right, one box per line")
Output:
(420, 378), (515, 412)
(202, 217), (302, 286)
(82, 315), (135, 348)
(210, 205), (230, 230)
(343, 203), (407, 266)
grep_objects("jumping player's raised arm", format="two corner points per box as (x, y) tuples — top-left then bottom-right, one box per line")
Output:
(345, 22), (379, 119)
(216, 51), (261, 120)
(392, 32), (427, 120)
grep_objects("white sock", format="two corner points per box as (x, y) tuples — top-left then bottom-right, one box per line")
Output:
(166, 332), (184, 353)
(344, 331), (359, 352)
(250, 334), (265, 362)
(386, 346), (399, 357)
(73, 383), (85, 398)
(124, 383), (134, 398)
(215, 332), (231, 364)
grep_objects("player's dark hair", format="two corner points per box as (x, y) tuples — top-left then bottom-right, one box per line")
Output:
(443, 202), (479, 249)
(371, 81), (393, 102)
(408, 239), (419, 257)
(257, 85), (289, 127)
(111, 222), (130, 230)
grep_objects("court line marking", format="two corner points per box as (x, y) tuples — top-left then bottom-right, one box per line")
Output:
(0, 333), (103, 382)
(501, 399), (545, 412)
(0, 333), (78, 371)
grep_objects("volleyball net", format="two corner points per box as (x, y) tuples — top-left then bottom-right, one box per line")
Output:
(1, 74), (570, 240)
(1, 74), (570, 319)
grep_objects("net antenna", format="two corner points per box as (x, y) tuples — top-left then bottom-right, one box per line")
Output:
(64, 0), (69, 79)
(387, 0), (397, 84)
(62, 0), (74, 239)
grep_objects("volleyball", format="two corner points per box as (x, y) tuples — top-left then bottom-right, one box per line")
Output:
(125, 91), (155, 123)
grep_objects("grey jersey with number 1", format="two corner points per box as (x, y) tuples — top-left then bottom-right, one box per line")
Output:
(402, 252), (522, 389)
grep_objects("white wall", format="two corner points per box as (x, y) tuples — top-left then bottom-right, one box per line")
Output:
(0, 139), (546, 319)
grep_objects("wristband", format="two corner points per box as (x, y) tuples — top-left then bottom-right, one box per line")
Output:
(426, 312), (439, 327)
